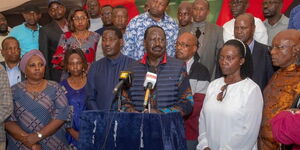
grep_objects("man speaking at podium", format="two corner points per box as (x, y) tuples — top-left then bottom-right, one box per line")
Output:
(122, 25), (193, 116)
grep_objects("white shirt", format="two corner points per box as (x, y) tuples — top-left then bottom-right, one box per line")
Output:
(89, 18), (103, 32)
(5, 63), (21, 87)
(223, 17), (268, 45)
(197, 77), (263, 150)
(186, 57), (194, 74)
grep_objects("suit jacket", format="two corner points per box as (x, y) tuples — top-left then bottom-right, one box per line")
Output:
(0, 61), (25, 81)
(39, 21), (64, 82)
(252, 41), (274, 90)
(180, 21), (223, 80)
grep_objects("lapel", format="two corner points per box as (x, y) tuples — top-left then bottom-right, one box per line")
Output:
(51, 21), (64, 35)
(252, 41), (260, 68)
(199, 21), (210, 58)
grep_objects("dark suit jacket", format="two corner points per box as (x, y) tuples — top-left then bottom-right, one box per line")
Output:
(39, 21), (64, 82)
(180, 21), (224, 80)
(251, 41), (274, 90)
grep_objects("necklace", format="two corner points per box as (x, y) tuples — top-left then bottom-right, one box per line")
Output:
(73, 31), (90, 48)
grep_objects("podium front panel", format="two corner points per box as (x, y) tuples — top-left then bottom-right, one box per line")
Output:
(78, 111), (187, 150)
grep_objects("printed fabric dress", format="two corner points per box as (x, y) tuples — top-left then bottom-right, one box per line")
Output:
(51, 31), (100, 70)
(6, 81), (70, 150)
(60, 79), (86, 149)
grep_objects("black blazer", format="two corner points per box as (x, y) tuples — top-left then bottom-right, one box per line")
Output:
(39, 21), (64, 82)
(251, 41), (274, 90)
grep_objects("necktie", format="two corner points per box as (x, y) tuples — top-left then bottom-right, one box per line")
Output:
(195, 27), (201, 39)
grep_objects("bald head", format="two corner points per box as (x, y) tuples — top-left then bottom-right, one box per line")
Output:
(271, 29), (300, 67)
(176, 32), (198, 62)
(177, 2), (192, 27)
(234, 13), (255, 45)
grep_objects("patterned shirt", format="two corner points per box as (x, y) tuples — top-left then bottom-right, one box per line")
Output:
(260, 64), (300, 150)
(122, 12), (179, 60)
(0, 64), (13, 142)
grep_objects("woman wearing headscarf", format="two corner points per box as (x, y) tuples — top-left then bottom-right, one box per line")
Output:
(197, 39), (263, 150)
(5, 50), (69, 150)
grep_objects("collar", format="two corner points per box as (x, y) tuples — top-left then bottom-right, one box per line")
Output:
(22, 22), (40, 31)
(186, 57), (194, 66)
(5, 63), (19, 71)
(146, 12), (166, 22)
(248, 40), (255, 54)
(106, 53), (124, 65)
(140, 53), (167, 65)
(280, 63), (299, 72)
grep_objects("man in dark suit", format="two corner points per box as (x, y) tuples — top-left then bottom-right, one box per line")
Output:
(180, 0), (223, 80)
(39, 0), (68, 82)
(234, 13), (274, 90)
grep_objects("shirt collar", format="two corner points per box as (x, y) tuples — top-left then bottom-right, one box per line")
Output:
(140, 53), (167, 65)
(248, 40), (255, 54)
(146, 12), (166, 22)
(5, 63), (19, 71)
(106, 53), (124, 65)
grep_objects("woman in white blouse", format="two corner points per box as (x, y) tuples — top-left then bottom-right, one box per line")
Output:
(197, 39), (263, 150)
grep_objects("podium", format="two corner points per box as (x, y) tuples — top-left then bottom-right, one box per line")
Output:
(78, 111), (187, 150)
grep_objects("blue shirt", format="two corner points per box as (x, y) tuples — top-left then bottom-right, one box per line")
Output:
(5, 63), (21, 87)
(288, 5), (300, 30)
(9, 23), (40, 56)
(85, 54), (134, 110)
(122, 12), (178, 60)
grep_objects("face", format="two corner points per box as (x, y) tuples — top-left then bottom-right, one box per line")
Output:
(101, 6), (113, 26)
(219, 45), (244, 76)
(263, 0), (281, 18)
(230, 0), (248, 18)
(48, 3), (66, 20)
(102, 30), (122, 59)
(144, 27), (166, 58)
(0, 13), (8, 33)
(270, 36), (297, 67)
(22, 11), (41, 26)
(86, 0), (100, 18)
(67, 53), (84, 77)
(73, 11), (89, 31)
(192, 0), (209, 22)
(234, 17), (254, 44)
(1, 39), (20, 63)
(149, 0), (168, 18)
(112, 8), (128, 31)
(175, 33), (197, 61)
(177, 7), (192, 27)
(25, 55), (45, 81)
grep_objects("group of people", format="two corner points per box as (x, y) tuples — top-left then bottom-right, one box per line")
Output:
(0, 0), (300, 150)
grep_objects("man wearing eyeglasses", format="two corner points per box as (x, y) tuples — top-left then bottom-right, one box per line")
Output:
(223, 0), (268, 45)
(175, 32), (210, 150)
(259, 29), (300, 150)
(263, 0), (289, 46)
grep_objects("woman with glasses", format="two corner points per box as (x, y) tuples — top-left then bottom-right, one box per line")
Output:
(52, 8), (100, 77)
(197, 39), (263, 150)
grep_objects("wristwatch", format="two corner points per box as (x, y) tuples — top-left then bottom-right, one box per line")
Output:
(36, 132), (43, 139)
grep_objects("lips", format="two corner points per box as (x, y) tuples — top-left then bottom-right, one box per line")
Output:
(152, 46), (162, 52)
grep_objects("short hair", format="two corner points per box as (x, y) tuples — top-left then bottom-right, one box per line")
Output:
(220, 39), (253, 79)
(63, 48), (88, 72)
(68, 7), (90, 32)
(103, 26), (123, 39)
(1, 37), (20, 50)
(193, 0), (210, 10)
(144, 25), (166, 40)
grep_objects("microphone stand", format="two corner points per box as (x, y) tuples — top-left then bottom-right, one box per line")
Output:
(144, 83), (152, 113)
(117, 89), (122, 112)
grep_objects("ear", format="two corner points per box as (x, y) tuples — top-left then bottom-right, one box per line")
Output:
(240, 57), (245, 66)
(292, 44), (300, 57)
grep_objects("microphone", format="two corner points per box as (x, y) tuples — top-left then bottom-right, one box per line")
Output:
(143, 72), (157, 107)
(113, 71), (132, 94)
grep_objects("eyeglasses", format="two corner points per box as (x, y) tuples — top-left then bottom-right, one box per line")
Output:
(217, 84), (229, 102)
(72, 16), (88, 21)
(271, 45), (295, 51)
(175, 42), (195, 48)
